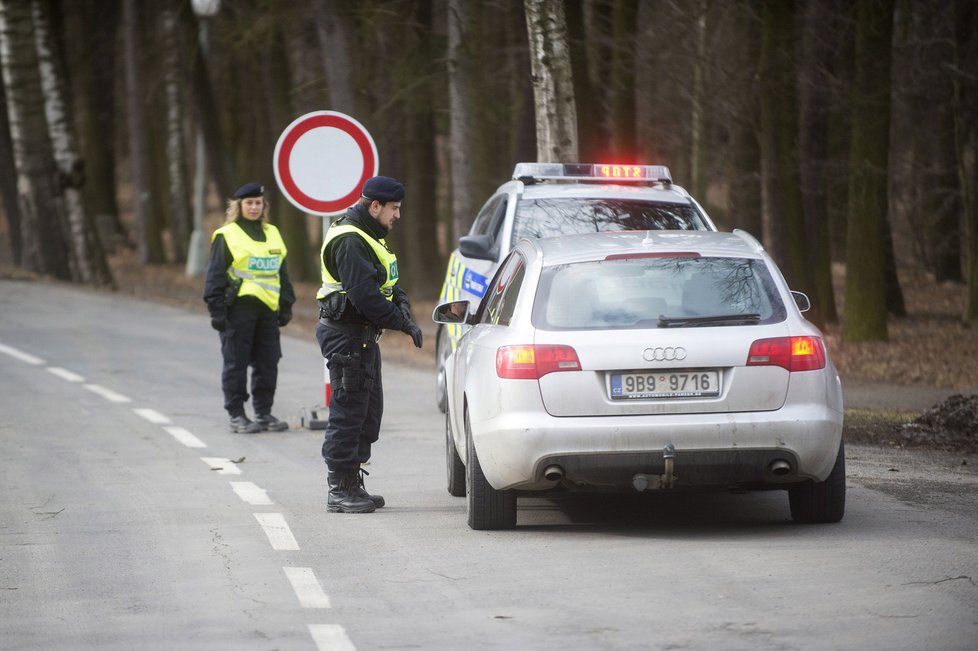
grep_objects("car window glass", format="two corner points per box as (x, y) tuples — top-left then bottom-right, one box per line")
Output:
(470, 195), (503, 237)
(480, 252), (525, 326)
(513, 198), (708, 241)
(533, 256), (785, 330)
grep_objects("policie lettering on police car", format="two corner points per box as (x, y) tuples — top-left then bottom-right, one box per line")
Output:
(642, 347), (687, 362)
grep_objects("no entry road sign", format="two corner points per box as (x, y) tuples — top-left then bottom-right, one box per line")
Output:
(273, 111), (378, 216)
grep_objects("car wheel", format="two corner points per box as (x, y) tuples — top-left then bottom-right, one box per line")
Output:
(789, 441), (846, 524)
(435, 326), (451, 413)
(465, 409), (516, 530)
(446, 410), (465, 497)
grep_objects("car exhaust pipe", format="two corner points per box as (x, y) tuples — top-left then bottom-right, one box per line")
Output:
(543, 465), (564, 482)
(768, 459), (791, 476)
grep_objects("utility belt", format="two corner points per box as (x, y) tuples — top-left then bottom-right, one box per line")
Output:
(318, 316), (384, 344)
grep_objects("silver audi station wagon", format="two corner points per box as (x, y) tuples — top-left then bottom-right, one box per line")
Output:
(434, 230), (845, 530)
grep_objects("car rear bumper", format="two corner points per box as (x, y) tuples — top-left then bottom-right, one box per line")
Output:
(470, 405), (843, 491)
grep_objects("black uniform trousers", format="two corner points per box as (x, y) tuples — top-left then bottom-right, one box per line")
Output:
(316, 322), (383, 473)
(220, 298), (282, 417)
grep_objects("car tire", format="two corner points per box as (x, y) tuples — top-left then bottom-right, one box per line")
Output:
(465, 408), (516, 530)
(446, 410), (465, 497)
(789, 441), (846, 524)
(435, 326), (451, 413)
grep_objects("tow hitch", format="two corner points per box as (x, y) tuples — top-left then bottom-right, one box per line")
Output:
(632, 443), (677, 491)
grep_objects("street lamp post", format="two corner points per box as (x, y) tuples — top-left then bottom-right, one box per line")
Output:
(186, 0), (221, 277)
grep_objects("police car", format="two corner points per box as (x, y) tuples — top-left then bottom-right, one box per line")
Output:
(435, 162), (718, 412)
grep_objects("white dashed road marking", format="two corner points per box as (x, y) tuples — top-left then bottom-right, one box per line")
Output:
(201, 457), (243, 475)
(230, 481), (273, 505)
(283, 567), (331, 608)
(254, 513), (299, 551)
(309, 624), (357, 651)
(133, 408), (171, 424)
(163, 426), (207, 448)
(46, 367), (84, 382)
(83, 384), (131, 403)
(0, 342), (44, 365)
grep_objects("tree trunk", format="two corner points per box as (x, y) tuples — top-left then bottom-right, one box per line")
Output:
(759, 0), (813, 298)
(953, 0), (978, 325)
(122, 0), (163, 263)
(0, 0), (71, 279)
(161, 3), (191, 263)
(0, 68), (21, 264)
(32, 0), (113, 287)
(314, 0), (356, 116)
(185, 8), (232, 202)
(689, 0), (708, 198)
(67, 0), (122, 254)
(799, 0), (841, 324)
(524, 0), (579, 163)
(610, 0), (637, 162)
(844, 0), (896, 342)
(448, 0), (475, 243)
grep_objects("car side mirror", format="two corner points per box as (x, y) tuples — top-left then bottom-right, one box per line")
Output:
(458, 234), (498, 262)
(432, 300), (473, 325)
(791, 291), (811, 313)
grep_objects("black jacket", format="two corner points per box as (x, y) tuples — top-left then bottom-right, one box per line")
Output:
(202, 218), (296, 319)
(322, 204), (412, 331)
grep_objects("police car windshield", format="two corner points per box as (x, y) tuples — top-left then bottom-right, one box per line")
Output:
(532, 256), (786, 331)
(513, 198), (707, 241)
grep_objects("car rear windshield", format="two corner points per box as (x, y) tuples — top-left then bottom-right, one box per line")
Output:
(512, 198), (709, 241)
(533, 256), (786, 330)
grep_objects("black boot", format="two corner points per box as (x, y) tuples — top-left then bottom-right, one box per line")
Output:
(229, 414), (261, 434)
(354, 468), (385, 508)
(254, 413), (289, 431)
(327, 471), (375, 513)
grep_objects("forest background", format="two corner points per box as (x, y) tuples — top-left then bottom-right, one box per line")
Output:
(0, 0), (976, 355)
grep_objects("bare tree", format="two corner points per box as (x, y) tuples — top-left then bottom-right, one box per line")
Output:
(122, 0), (163, 263)
(162, 3), (191, 263)
(844, 0), (896, 342)
(524, 0), (578, 163)
(448, 0), (476, 243)
(0, 0), (70, 279)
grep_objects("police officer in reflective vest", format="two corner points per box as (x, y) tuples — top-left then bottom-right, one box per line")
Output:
(204, 182), (296, 434)
(317, 176), (424, 513)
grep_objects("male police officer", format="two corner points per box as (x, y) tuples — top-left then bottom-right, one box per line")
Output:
(316, 176), (423, 513)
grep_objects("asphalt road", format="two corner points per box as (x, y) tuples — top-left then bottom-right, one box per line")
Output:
(1, 279), (976, 650)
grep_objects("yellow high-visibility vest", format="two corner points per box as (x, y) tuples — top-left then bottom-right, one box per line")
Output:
(213, 221), (287, 311)
(317, 223), (399, 301)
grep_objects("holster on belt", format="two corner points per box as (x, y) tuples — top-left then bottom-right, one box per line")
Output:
(326, 350), (374, 392)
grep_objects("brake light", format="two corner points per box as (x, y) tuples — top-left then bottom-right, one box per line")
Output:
(496, 345), (582, 379)
(747, 336), (826, 372)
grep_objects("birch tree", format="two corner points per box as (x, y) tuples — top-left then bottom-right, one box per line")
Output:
(32, 0), (112, 287)
(524, 0), (578, 163)
(0, 0), (70, 280)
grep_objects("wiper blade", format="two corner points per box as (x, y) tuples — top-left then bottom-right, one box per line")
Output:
(657, 313), (761, 328)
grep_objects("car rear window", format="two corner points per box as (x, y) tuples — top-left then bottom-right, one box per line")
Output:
(533, 256), (786, 330)
(513, 198), (709, 241)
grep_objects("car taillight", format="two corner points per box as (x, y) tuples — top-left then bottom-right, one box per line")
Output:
(496, 345), (582, 379)
(747, 336), (826, 372)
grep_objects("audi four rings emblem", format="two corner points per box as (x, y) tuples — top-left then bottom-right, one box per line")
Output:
(643, 347), (687, 361)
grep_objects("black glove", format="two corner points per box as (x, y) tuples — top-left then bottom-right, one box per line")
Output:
(277, 310), (292, 327)
(404, 323), (423, 348)
(210, 317), (227, 332)
(397, 301), (413, 323)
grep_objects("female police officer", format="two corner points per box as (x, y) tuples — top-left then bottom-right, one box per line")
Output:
(203, 182), (296, 433)
(317, 176), (423, 513)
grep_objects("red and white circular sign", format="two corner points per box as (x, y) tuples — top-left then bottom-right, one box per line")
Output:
(273, 111), (378, 216)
